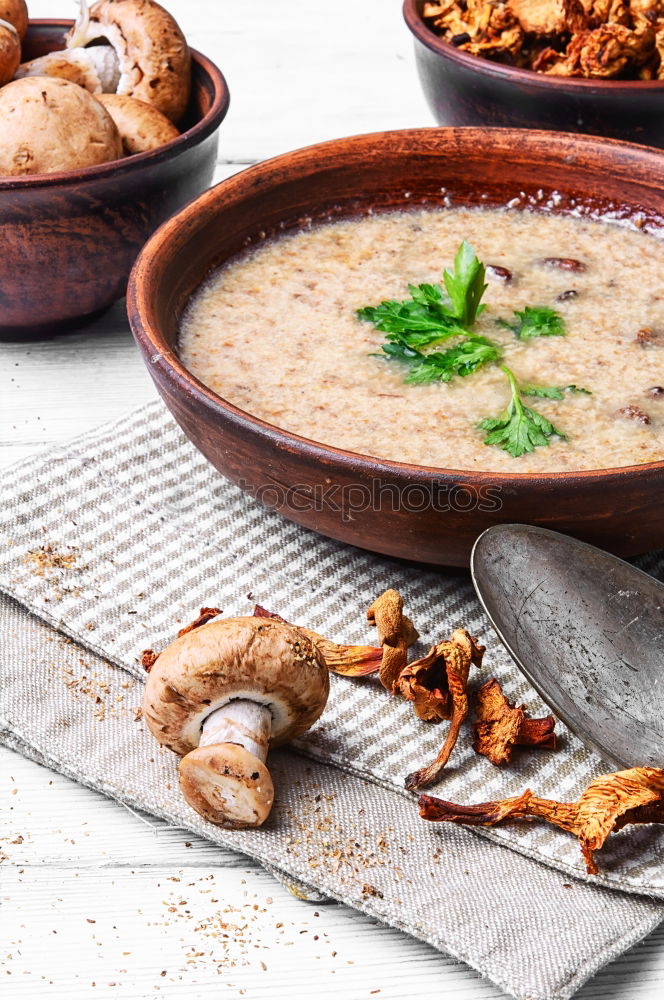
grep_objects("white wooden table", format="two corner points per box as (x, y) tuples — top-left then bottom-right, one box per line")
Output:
(1, 2), (663, 997)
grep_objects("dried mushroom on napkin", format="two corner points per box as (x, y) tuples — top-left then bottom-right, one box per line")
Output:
(366, 589), (419, 691)
(258, 590), (555, 790)
(365, 592), (486, 789)
(239, 589), (662, 877)
(397, 631), (485, 790)
(419, 767), (664, 873)
(472, 677), (557, 765)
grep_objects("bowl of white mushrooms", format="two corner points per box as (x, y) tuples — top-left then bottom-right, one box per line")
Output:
(0, 0), (229, 335)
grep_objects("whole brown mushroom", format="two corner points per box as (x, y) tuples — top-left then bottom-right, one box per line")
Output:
(0, 0), (27, 39)
(64, 0), (191, 122)
(0, 17), (20, 85)
(0, 77), (123, 176)
(142, 616), (330, 828)
(96, 93), (179, 154)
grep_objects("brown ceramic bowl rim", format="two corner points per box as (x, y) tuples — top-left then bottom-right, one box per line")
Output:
(0, 19), (230, 190)
(403, 0), (664, 92)
(128, 126), (664, 487)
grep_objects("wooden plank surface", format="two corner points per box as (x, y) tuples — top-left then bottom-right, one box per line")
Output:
(3, 748), (664, 1000)
(1, 2), (663, 997)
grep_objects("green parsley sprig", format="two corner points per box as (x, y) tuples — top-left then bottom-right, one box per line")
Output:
(521, 383), (591, 400)
(497, 305), (565, 340)
(358, 242), (580, 458)
(357, 239), (486, 350)
(443, 240), (487, 327)
(479, 367), (565, 458)
(357, 294), (466, 349)
(386, 336), (501, 385)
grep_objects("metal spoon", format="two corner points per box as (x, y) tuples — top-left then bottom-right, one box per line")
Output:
(471, 524), (663, 768)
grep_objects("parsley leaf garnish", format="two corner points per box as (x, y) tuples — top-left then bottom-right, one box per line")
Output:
(522, 383), (592, 399)
(563, 384), (592, 395)
(497, 305), (565, 340)
(357, 293), (465, 348)
(378, 341), (422, 362)
(402, 337), (501, 385)
(521, 384), (565, 399)
(479, 366), (565, 458)
(407, 282), (448, 308)
(358, 242), (582, 458)
(443, 240), (487, 327)
(357, 242), (486, 348)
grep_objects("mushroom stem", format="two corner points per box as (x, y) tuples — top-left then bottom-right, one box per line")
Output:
(57, 0), (120, 93)
(199, 699), (271, 762)
(16, 45), (121, 95)
(68, 0), (91, 49)
(84, 44), (121, 92)
(179, 699), (276, 827)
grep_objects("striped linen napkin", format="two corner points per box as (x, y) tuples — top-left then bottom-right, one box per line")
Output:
(1, 401), (662, 1000)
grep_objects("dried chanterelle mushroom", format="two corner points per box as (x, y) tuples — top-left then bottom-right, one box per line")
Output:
(142, 615), (330, 828)
(0, 76), (122, 176)
(398, 630), (485, 790)
(419, 767), (664, 874)
(423, 0), (664, 79)
(17, 0), (190, 123)
(472, 677), (556, 766)
(364, 590), (486, 790)
(367, 589), (419, 692)
(0, 16), (19, 86)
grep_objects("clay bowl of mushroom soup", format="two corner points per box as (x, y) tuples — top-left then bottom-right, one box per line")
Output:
(128, 127), (664, 568)
(0, 18), (229, 336)
(403, 0), (664, 146)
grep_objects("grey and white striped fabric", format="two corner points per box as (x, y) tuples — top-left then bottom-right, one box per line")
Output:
(3, 590), (663, 1000)
(0, 399), (662, 902)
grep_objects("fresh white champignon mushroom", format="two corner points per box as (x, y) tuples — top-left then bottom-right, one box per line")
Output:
(0, 18), (20, 86)
(0, 0), (27, 40)
(64, 0), (191, 123)
(0, 76), (123, 176)
(142, 617), (330, 828)
(96, 93), (179, 154)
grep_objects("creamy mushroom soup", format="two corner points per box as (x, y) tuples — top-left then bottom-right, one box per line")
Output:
(179, 208), (664, 472)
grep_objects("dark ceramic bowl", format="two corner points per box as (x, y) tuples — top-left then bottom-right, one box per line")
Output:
(0, 20), (229, 336)
(127, 127), (664, 568)
(403, 0), (664, 147)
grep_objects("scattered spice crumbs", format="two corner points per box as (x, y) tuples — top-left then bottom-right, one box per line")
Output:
(22, 543), (79, 575)
(44, 648), (139, 724)
(278, 780), (401, 889)
(20, 543), (85, 600)
(143, 873), (352, 982)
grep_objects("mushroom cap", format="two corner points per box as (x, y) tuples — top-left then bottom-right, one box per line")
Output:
(96, 93), (179, 154)
(0, 19), (19, 86)
(142, 617), (330, 757)
(0, 0), (27, 40)
(66, 0), (191, 123)
(0, 77), (123, 177)
(15, 50), (104, 93)
(179, 743), (274, 828)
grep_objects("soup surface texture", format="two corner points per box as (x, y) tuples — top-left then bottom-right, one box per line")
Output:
(179, 208), (664, 472)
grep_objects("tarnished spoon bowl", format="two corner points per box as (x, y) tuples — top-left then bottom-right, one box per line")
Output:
(471, 524), (664, 768)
